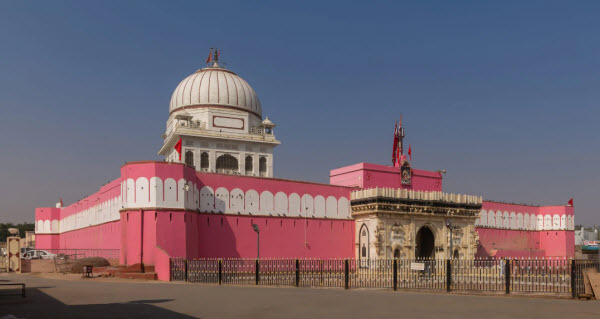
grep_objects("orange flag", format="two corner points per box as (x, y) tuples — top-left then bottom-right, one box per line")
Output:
(174, 138), (182, 160)
(206, 49), (213, 64)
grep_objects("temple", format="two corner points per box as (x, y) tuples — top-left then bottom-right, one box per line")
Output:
(34, 51), (574, 280)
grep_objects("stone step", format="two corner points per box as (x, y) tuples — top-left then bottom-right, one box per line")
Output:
(117, 272), (158, 280)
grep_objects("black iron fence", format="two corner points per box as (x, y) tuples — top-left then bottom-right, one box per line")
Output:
(572, 259), (600, 297)
(170, 257), (598, 297)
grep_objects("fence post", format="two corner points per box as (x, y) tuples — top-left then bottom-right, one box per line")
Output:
(344, 259), (349, 290)
(295, 259), (300, 287)
(393, 259), (398, 291)
(184, 259), (188, 282)
(255, 259), (260, 285)
(505, 259), (510, 294)
(571, 259), (576, 299)
(446, 259), (452, 292)
(218, 259), (222, 285)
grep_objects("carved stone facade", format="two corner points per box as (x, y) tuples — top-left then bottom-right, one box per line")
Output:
(352, 188), (482, 260)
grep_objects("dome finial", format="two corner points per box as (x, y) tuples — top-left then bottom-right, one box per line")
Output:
(206, 48), (221, 68)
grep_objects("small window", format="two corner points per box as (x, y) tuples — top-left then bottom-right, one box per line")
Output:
(216, 154), (238, 174)
(200, 152), (209, 170)
(185, 150), (194, 166)
(245, 155), (253, 175)
(259, 157), (267, 176)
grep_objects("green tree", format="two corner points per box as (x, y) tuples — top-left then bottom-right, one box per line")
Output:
(0, 223), (35, 242)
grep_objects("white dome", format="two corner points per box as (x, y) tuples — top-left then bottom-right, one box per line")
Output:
(169, 66), (261, 117)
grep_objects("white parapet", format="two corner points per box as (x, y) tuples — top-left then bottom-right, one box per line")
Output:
(351, 187), (482, 205)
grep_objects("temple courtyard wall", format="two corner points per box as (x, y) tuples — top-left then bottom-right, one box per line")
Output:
(35, 161), (575, 274)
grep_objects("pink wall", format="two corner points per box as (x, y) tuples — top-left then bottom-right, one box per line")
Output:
(59, 221), (120, 250)
(330, 162), (442, 191)
(476, 228), (545, 258)
(193, 214), (354, 259)
(154, 246), (171, 281)
(35, 234), (59, 250)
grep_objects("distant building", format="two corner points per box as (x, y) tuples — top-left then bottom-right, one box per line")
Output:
(575, 225), (599, 259)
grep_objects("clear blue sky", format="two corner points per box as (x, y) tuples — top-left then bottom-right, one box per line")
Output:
(0, 1), (598, 225)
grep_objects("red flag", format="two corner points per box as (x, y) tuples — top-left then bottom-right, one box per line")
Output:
(174, 138), (182, 161)
(206, 49), (213, 64)
(568, 198), (573, 206)
(60, 198), (63, 207)
(408, 145), (412, 161)
(392, 122), (398, 165)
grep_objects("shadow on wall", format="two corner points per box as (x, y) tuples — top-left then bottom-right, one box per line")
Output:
(189, 192), (242, 259)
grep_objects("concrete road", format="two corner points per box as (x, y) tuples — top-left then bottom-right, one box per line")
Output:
(1, 273), (599, 319)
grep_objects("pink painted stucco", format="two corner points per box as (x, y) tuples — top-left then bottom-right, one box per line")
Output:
(476, 202), (575, 258)
(330, 162), (443, 191)
(154, 246), (171, 281)
(34, 160), (575, 282)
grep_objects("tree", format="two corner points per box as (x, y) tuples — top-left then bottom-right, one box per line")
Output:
(0, 223), (35, 242)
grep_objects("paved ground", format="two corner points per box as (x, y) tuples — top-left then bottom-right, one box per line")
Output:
(0, 273), (599, 319)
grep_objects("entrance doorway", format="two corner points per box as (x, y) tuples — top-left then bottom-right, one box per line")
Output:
(415, 226), (435, 259)
(393, 248), (401, 259)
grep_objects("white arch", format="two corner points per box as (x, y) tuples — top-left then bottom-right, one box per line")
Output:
(480, 210), (487, 226)
(185, 181), (195, 209)
(177, 179), (186, 206)
(516, 213), (523, 229)
(487, 210), (495, 227)
(245, 189), (259, 215)
(496, 211), (503, 228)
(215, 187), (230, 213)
(523, 213), (530, 230)
(568, 215), (575, 230)
(510, 212), (517, 229)
(135, 177), (150, 206)
(43, 220), (51, 233)
(230, 188), (244, 213)
(503, 211), (510, 228)
(274, 192), (288, 215)
(200, 186), (215, 212)
(543, 215), (552, 230)
(326, 196), (337, 218)
(126, 178), (135, 206)
(338, 197), (350, 218)
(150, 177), (163, 205)
(164, 178), (178, 207)
(314, 195), (325, 218)
(552, 214), (561, 230)
(530, 214), (538, 230)
(37, 220), (44, 233)
(288, 193), (300, 217)
(301, 194), (314, 217)
(259, 191), (274, 215)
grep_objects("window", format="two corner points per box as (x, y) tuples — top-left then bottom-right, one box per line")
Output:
(185, 150), (194, 166)
(259, 156), (267, 176)
(200, 152), (209, 170)
(245, 155), (253, 175)
(216, 154), (238, 173)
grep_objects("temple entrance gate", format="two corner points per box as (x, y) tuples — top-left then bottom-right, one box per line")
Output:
(415, 226), (435, 259)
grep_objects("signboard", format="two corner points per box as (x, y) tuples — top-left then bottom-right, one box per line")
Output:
(410, 262), (425, 271)
(583, 240), (599, 251)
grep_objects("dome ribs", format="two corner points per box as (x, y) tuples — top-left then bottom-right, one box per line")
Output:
(169, 66), (261, 117)
(179, 74), (194, 107)
(189, 73), (200, 106)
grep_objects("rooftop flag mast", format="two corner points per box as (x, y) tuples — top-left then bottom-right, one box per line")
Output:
(393, 115), (405, 167)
